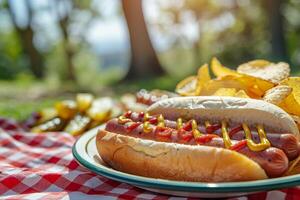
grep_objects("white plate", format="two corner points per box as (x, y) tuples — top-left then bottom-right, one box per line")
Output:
(72, 125), (300, 198)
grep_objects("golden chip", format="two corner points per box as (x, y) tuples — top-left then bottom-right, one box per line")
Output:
(244, 59), (271, 67)
(211, 58), (274, 97)
(200, 78), (245, 96)
(236, 75), (274, 98)
(279, 94), (300, 116)
(213, 88), (237, 96)
(237, 60), (290, 84)
(211, 57), (239, 78)
(219, 75), (273, 98)
(281, 77), (300, 101)
(263, 85), (292, 105)
(235, 90), (250, 98)
(176, 76), (197, 96)
(196, 64), (211, 95)
(279, 77), (300, 115)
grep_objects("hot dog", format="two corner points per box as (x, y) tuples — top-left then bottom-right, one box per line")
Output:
(107, 112), (299, 161)
(96, 96), (300, 182)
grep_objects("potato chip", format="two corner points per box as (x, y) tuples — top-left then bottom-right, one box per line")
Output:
(279, 94), (300, 116)
(200, 78), (245, 96)
(196, 64), (211, 95)
(218, 74), (240, 81)
(263, 85), (292, 105)
(213, 88), (237, 96)
(175, 76), (197, 96)
(281, 77), (300, 101)
(248, 85), (264, 98)
(219, 74), (273, 98)
(175, 57), (288, 101)
(211, 57), (239, 78)
(279, 77), (300, 115)
(244, 59), (271, 67)
(235, 90), (250, 98)
(236, 75), (274, 97)
(211, 58), (274, 97)
(237, 60), (290, 84)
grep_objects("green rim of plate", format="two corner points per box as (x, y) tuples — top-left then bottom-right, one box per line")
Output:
(72, 127), (300, 193)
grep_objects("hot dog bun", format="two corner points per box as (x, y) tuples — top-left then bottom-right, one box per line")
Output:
(96, 129), (267, 182)
(96, 96), (297, 182)
(148, 96), (299, 138)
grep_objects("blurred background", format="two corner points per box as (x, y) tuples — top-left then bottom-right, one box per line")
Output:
(0, 0), (300, 119)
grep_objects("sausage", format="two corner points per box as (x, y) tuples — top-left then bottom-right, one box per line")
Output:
(230, 131), (299, 160)
(123, 112), (299, 160)
(105, 119), (289, 177)
(238, 146), (288, 178)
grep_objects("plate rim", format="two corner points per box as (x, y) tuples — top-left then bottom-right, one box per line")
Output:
(72, 125), (300, 193)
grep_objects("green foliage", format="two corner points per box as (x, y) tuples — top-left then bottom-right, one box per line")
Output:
(157, 0), (271, 70)
(0, 31), (29, 79)
(284, 0), (300, 72)
(46, 43), (69, 81)
(159, 47), (196, 78)
(72, 47), (122, 88)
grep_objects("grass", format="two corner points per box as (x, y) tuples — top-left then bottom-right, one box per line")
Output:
(0, 75), (181, 121)
(0, 99), (60, 121)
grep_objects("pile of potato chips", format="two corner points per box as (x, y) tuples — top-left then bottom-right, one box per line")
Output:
(176, 57), (300, 122)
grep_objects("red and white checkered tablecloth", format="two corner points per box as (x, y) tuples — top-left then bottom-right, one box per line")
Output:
(0, 118), (300, 200)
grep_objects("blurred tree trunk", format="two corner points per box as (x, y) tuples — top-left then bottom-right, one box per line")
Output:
(122, 0), (165, 80)
(265, 0), (289, 62)
(193, 22), (202, 67)
(7, 0), (45, 79)
(58, 14), (77, 82)
(54, 0), (77, 82)
(193, 41), (201, 67)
